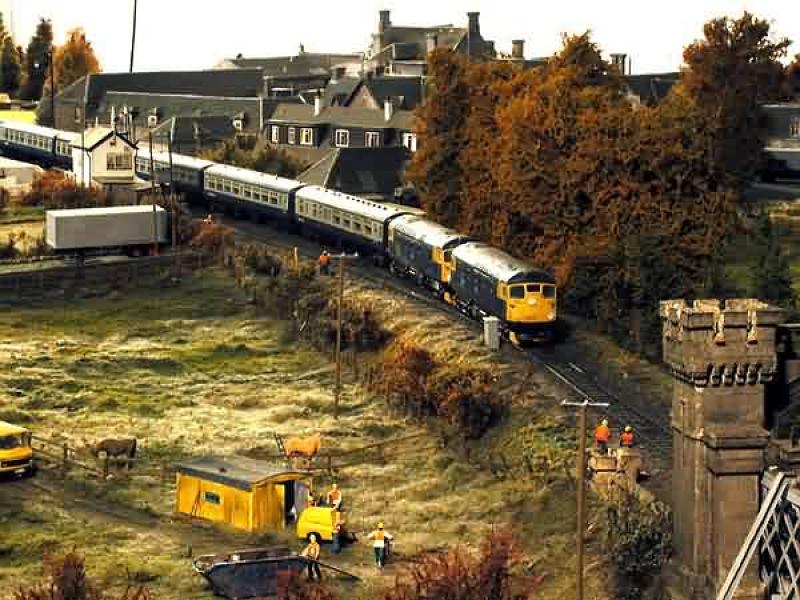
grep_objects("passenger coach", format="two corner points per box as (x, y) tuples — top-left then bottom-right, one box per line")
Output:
(135, 150), (213, 195)
(0, 121), (76, 170)
(450, 242), (557, 342)
(203, 164), (302, 222)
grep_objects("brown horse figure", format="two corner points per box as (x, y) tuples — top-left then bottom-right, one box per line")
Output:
(85, 438), (137, 470)
(284, 433), (321, 463)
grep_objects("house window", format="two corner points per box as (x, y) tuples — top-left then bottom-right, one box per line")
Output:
(335, 129), (350, 147)
(288, 127), (296, 144)
(366, 131), (381, 148)
(107, 152), (132, 171)
(204, 491), (221, 505)
(791, 118), (800, 138)
(402, 133), (418, 152)
(300, 128), (314, 146)
(271, 126), (280, 143)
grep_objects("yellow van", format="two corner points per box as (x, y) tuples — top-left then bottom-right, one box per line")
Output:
(0, 421), (34, 477)
(297, 506), (341, 542)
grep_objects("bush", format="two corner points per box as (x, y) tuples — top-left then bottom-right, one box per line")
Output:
(276, 572), (339, 600)
(189, 222), (234, 258)
(0, 187), (8, 214)
(15, 551), (155, 600)
(0, 232), (20, 259)
(604, 483), (672, 600)
(21, 172), (111, 210)
(376, 341), (505, 439)
(384, 527), (542, 600)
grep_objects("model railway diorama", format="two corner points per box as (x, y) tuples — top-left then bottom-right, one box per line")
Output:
(0, 119), (557, 342)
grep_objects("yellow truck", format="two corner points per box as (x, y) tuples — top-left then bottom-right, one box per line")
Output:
(0, 421), (34, 477)
(297, 506), (342, 542)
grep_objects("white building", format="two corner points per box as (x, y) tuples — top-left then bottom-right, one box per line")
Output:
(71, 128), (137, 187)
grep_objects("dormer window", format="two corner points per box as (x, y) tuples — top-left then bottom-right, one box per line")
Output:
(791, 117), (800, 138)
(233, 119), (243, 131)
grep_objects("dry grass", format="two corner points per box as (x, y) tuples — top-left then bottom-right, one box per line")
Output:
(0, 268), (606, 600)
(0, 220), (45, 252)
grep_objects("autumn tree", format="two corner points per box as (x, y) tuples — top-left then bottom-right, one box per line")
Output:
(200, 138), (306, 178)
(20, 18), (53, 101)
(787, 53), (800, 98)
(677, 12), (790, 189)
(406, 49), (470, 227)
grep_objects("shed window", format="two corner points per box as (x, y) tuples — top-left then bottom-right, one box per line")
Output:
(204, 491), (221, 505)
(509, 286), (525, 299)
(335, 129), (350, 147)
(366, 131), (381, 148)
(791, 117), (800, 138)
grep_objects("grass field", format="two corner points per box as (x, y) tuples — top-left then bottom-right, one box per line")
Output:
(0, 268), (600, 599)
(0, 109), (36, 124)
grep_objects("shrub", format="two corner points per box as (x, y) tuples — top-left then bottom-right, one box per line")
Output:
(276, 572), (339, 600)
(0, 232), (19, 259)
(15, 551), (155, 600)
(189, 222), (234, 257)
(0, 187), (8, 214)
(375, 341), (505, 439)
(604, 483), (672, 600)
(383, 527), (542, 600)
(21, 172), (111, 210)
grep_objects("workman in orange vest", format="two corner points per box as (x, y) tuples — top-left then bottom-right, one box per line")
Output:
(326, 482), (343, 510)
(594, 419), (611, 454)
(300, 533), (322, 580)
(620, 425), (635, 448)
(319, 250), (331, 275)
(368, 522), (393, 569)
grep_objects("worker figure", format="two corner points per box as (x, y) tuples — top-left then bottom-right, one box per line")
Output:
(319, 250), (331, 275)
(300, 534), (322, 581)
(369, 522), (393, 569)
(332, 522), (344, 554)
(620, 425), (635, 448)
(594, 419), (611, 454)
(326, 483), (343, 510)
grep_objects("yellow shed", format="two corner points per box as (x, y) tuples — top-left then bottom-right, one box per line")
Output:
(175, 456), (311, 533)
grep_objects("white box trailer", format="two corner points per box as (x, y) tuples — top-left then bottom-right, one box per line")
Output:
(46, 205), (168, 251)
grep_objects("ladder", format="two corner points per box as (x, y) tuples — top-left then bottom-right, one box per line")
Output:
(716, 471), (790, 600)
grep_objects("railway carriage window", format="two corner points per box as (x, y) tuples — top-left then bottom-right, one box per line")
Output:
(333, 215), (341, 225)
(353, 222), (362, 232)
(223, 181), (231, 193)
(526, 284), (541, 294)
(343, 218), (351, 228)
(509, 286), (525, 299)
(543, 286), (556, 298)
(244, 188), (252, 199)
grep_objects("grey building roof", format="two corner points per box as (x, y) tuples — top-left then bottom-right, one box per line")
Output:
(323, 77), (363, 107)
(176, 455), (309, 491)
(298, 146), (409, 198)
(223, 53), (362, 79)
(151, 116), (237, 150)
(380, 25), (467, 58)
(357, 76), (424, 110)
(624, 73), (679, 105)
(268, 103), (414, 130)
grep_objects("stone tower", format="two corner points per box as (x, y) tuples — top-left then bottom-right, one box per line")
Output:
(660, 298), (783, 600)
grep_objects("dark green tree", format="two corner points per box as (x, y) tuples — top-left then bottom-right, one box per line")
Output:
(754, 211), (796, 309)
(1, 36), (23, 95)
(20, 18), (53, 101)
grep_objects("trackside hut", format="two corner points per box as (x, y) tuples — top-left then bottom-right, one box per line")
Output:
(175, 456), (311, 533)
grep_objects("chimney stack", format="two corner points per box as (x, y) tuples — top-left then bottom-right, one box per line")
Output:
(426, 32), (438, 54)
(379, 10), (391, 32)
(314, 95), (322, 117)
(610, 53), (628, 75)
(384, 99), (394, 122)
(511, 40), (525, 60)
(467, 12), (480, 34)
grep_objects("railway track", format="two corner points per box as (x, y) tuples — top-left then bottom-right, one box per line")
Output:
(222, 216), (674, 462)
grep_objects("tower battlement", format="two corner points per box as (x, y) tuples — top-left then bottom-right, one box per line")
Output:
(660, 298), (783, 386)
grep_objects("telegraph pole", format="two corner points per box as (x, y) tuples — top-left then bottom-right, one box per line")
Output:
(333, 252), (358, 418)
(130, 0), (138, 72)
(149, 132), (158, 256)
(561, 398), (609, 600)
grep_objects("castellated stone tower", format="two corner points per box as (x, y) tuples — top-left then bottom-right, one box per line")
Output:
(660, 298), (783, 600)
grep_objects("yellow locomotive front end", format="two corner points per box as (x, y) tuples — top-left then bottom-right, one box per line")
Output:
(501, 281), (558, 343)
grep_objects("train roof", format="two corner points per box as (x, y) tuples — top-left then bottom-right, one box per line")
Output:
(296, 185), (411, 222)
(0, 121), (69, 138)
(139, 150), (215, 171)
(391, 215), (470, 249)
(452, 242), (555, 284)
(205, 163), (301, 193)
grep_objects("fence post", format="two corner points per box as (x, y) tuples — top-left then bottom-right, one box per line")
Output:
(103, 454), (109, 479)
(62, 443), (69, 478)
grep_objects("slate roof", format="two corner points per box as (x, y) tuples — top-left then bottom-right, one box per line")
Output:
(358, 76), (424, 110)
(298, 146), (409, 199)
(268, 103), (415, 130)
(224, 53), (362, 79)
(380, 25), (467, 58)
(322, 77), (362, 107)
(176, 456), (309, 491)
(624, 73), (679, 105)
(80, 70), (264, 108)
(151, 116), (237, 149)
